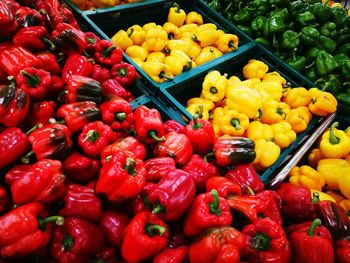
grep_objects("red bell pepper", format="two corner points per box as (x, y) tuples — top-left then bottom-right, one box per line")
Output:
(0, 127), (30, 170)
(78, 121), (117, 158)
(183, 114), (216, 156)
(277, 183), (317, 223)
(16, 67), (51, 101)
(57, 101), (101, 134)
(100, 211), (131, 246)
(189, 226), (246, 263)
(101, 136), (146, 163)
(8, 159), (65, 206)
(182, 154), (219, 191)
(121, 211), (169, 262)
(0, 203), (64, 258)
(95, 149), (146, 202)
(101, 78), (133, 101)
(5, 164), (31, 186)
(184, 189), (232, 237)
(226, 189), (283, 225)
(0, 42), (12, 53)
(144, 157), (176, 182)
(26, 101), (56, 127)
(59, 184), (102, 223)
(288, 218), (334, 263)
(336, 238), (350, 263)
(286, 220), (333, 242)
(153, 246), (187, 263)
(111, 62), (136, 87)
(2, 0), (20, 13)
(242, 218), (291, 263)
(134, 105), (165, 144)
(126, 182), (155, 215)
(0, 1), (18, 37)
(48, 75), (65, 97)
(94, 40), (122, 66)
(52, 23), (87, 55)
(84, 32), (100, 54)
(206, 176), (242, 197)
(27, 123), (73, 161)
(0, 186), (9, 215)
(164, 119), (185, 134)
(51, 217), (104, 263)
(14, 6), (44, 28)
(99, 95), (134, 130)
(213, 136), (256, 167)
(12, 26), (55, 52)
(0, 46), (40, 76)
(94, 246), (119, 263)
(65, 75), (103, 104)
(36, 51), (61, 76)
(63, 151), (100, 183)
(147, 169), (196, 221)
(90, 64), (111, 84)
(225, 164), (264, 194)
(61, 54), (93, 84)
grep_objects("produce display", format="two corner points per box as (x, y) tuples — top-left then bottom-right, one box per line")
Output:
(203, 0), (350, 106)
(68, 0), (144, 11)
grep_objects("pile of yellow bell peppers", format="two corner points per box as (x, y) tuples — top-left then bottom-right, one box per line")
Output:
(289, 121), (350, 215)
(71, 0), (143, 10)
(186, 59), (338, 170)
(111, 4), (239, 83)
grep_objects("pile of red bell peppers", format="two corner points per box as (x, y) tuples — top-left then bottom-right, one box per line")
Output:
(0, 0), (350, 262)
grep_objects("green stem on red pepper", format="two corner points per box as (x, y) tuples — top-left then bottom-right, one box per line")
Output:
(145, 223), (166, 237)
(124, 157), (136, 176)
(251, 232), (271, 251)
(209, 189), (221, 216)
(308, 219), (322, 237)
(102, 45), (117, 58)
(115, 112), (126, 122)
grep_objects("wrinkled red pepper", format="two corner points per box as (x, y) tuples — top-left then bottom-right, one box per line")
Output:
(90, 64), (111, 84)
(36, 51), (61, 76)
(336, 238), (350, 263)
(0, 1), (18, 37)
(101, 78), (133, 101)
(206, 176), (242, 197)
(144, 157), (176, 182)
(153, 246), (187, 263)
(5, 163), (31, 186)
(84, 32), (100, 54)
(61, 53), (93, 84)
(111, 62), (136, 87)
(100, 211), (131, 247)
(52, 23), (87, 55)
(26, 101), (56, 127)
(164, 119), (185, 134)
(94, 40), (122, 66)
(12, 26), (54, 52)
(14, 6), (44, 28)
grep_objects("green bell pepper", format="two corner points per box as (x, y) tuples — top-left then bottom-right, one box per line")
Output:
(287, 49), (306, 72)
(233, 7), (253, 25)
(255, 36), (270, 48)
(300, 26), (320, 46)
(306, 47), (324, 62)
(315, 75), (342, 94)
(319, 22), (337, 38)
(296, 11), (317, 27)
(336, 92), (350, 106)
(250, 0), (270, 16)
(338, 43), (350, 55)
(309, 2), (331, 23)
(279, 30), (300, 50)
(331, 7), (348, 28)
(315, 52), (338, 76)
(288, 0), (308, 19)
(341, 61), (350, 82)
(268, 0), (285, 7)
(305, 67), (318, 82)
(263, 15), (285, 37)
(206, 0), (222, 12)
(318, 36), (337, 54)
(269, 8), (289, 22)
(334, 53), (350, 67)
(251, 16), (267, 37)
(335, 28), (350, 45)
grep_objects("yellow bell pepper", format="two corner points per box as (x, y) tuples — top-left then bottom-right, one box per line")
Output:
(308, 88), (337, 116)
(187, 97), (215, 110)
(145, 28), (168, 52)
(286, 106), (312, 133)
(184, 39), (202, 60)
(346, 154), (350, 163)
(211, 107), (225, 135)
(127, 25), (146, 46)
(125, 45), (148, 61)
(308, 148), (324, 169)
(253, 139), (280, 170)
(331, 2), (343, 8)
(164, 56), (184, 76)
(163, 22), (181, 39)
(289, 165), (325, 191)
(339, 199), (350, 213)
(91, 0), (114, 8)
(186, 104), (210, 120)
(261, 99), (291, 125)
(340, 172), (350, 199)
(111, 30), (133, 51)
(283, 87), (311, 108)
(254, 82), (283, 101)
(317, 158), (350, 190)
(131, 58), (143, 67)
(346, 127), (350, 137)
(179, 23), (198, 34)
(227, 76), (241, 85)
(185, 11), (203, 25)
(326, 191), (345, 203)
(214, 29), (226, 47)
(165, 40), (190, 55)
(242, 59), (269, 79)
(194, 46), (222, 65)
(262, 72), (288, 86)
(219, 109), (249, 136)
(310, 189), (336, 202)
(225, 86), (262, 119)
(319, 122), (350, 158)
(167, 3), (186, 27)
(141, 62), (174, 83)
(217, 33), (239, 53)
(271, 121), (296, 149)
(201, 70), (227, 102)
(146, 52), (166, 63)
(142, 22), (160, 32)
(163, 50), (193, 76)
(236, 78), (261, 89)
(246, 121), (274, 141)
(170, 50), (193, 70)
(192, 27), (219, 48)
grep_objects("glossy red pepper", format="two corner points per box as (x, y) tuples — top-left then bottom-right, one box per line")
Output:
(52, 23), (87, 55)
(59, 184), (103, 223)
(94, 40), (122, 66)
(2, 0), (20, 13)
(12, 26), (54, 52)
(78, 121), (117, 158)
(61, 54), (93, 84)
(153, 132), (193, 166)
(242, 218), (291, 263)
(148, 169), (196, 221)
(100, 211), (131, 247)
(0, 203), (64, 258)
(5, 163), (31, 186)
(182, 154), (219, 191)
(14, 6), (44, 28)
(8, 159), (65, 206)
(36, 51), (61, 76)
(144, 157), (176, 182)
(164, 119), (185, 134)
(48, 75), (65, 97)
(100, 95), (134, 130)
(336, 238), (350, 263)
(84, 32), (100, 54)
(153, 246), (187, 263)
(90, 64), (111, 84)
(206, 176), (242, 197)
(0, 1), (18, 37)
(189, 226), (245, 263)
(101, 78), (133, 101)
(95, 149), (146, 203)
(225, 164), (264, 194)
(65, 75), (103, 104)
(0, 127), (30, 170)
(126, 182), (155, 215)
(26, 101), (56, 127)
(51, 217), (104, 263)
(121, 211), (169, 262)
(57, 101), (101, 134)
(111, 62), (136, 87)
(0, 186), (9, 215)
(62, 151), (100, 183)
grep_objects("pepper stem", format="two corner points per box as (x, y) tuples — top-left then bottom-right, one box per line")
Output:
(245, 185), (255, 196)
(276, 107), (286, 119)
(124, 158), (136, 176)
(308, 218), (322, 237)
(38, 216), (64, 230)
(209, 189), (221, 216)
(168, 33), (174, 40)
(231, 118), (241, 130)
(102, 45), (117, 58)
(183, 61), (192, 72)
(127, 28), (134, 37)
(204, 151), (215, 162)
(173, 3), (181, 13)
(197, 104), (204, 119)
(251, 232), (271, 251)
(159, 71), (174, 81)
(148, 130), (165, 142)
(86, 37), (96, 44)
(21, 150), (34, 164)
(210, 86), (218, 94)
(41, 37), (55, 51)
(61, 234), (74, 252)
(20, 70), (40, 87)
(115, 112), (126, 122)
(152, 202), (166, 215)
(85, 130), (100, 143)
(26, 123), (42, 135)
(145, 223), (166, 237)
(329, 122), (340, 145)
(312, 192), (320, 205)
(118, 67), (127, 77)
(192, 114), (203, 129)
(228, 40), (238, 50)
